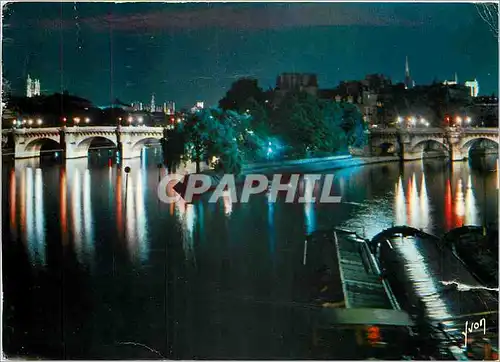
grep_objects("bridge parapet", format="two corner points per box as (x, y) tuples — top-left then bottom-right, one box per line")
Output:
(64, 126), (117, 134)
(7, 125), (168, 159)
(368, 127), (499, 161)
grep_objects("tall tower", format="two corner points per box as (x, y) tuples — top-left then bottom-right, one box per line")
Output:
(150, 93), (156, 113)
(34, 79), (40, 96)
(404, 56), (413, 90)
(26, 74), (33, 97)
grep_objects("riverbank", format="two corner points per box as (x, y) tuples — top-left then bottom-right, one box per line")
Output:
(199, 155), (400, 187)
(242, 155), (400, 175)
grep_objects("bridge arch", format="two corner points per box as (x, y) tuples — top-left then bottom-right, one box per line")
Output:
(409, 139), (449, 158)
(460, 136), (499, 157)
(131, 137), (162, 152)
(374, 142), (399, 156)
(16, 137), (62, 159)
(75, 135), (118, 150)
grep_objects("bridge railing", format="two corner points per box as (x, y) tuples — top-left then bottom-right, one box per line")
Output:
(369, 127), (444, 134)
(3, 126), (166, 134)
(7, 127), (62, 134)
(369, 127), (498, 135)
(118, 126), (164, 133)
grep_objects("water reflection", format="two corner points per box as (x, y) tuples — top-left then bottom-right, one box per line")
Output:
(420, 174), (430, 230)
(393, 237), (458, 340)
(465, 176), (479, 225)
(70, 168), (83, 263)
(303, 176), (316, 234)
(9, 168), (16, 239)
(395, 177), (407, 226)
(123, 171), (149, 263)
(25, 167), (46, 266)
(60, 167), (68, 246)
(409, 174), (419, 227)
(454, 179), (465, 227)
(268, 191), (276, 257)
(176, 199), (196, 263)
(222, 190), (233, 216)
(392, 160), (491, 232)
(65, 159), (95, 268)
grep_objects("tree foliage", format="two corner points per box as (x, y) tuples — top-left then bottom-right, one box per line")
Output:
(219, 78), (265, 113)
(178, 107), (267, 174)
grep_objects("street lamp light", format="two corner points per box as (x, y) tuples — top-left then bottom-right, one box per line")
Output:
(137, 116), (143, 124)
(74, 117), (80, 124)
(37, 119), (43, 125)
(456, 116), (462, 126)
(466, 116), (472, 125)
(28, 119), (33, 126)
(128, 116), (133, 124)
(85, 117), (90, 124)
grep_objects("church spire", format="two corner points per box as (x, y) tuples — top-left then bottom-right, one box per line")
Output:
(404, 56), (413, 89)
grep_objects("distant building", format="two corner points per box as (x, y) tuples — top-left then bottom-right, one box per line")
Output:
(191, 101), (204, 113)
(164, 101), (176, 115)
(150, 93), (156, 113)
(443, 72), (458, 86)
(132, 101), (141, 111)
(404, 56), (415, 90)
(465, 79), (479, 97)
(26, 74), (41, 98)
(276, 73), (318, 96)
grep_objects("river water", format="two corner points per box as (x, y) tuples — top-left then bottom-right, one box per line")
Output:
(2, 149), (498, 359)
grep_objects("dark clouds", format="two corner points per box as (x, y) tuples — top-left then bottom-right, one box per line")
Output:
(37, 4), (422, 32)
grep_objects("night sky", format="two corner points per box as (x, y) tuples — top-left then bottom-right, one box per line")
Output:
(3, 2), (498, 108)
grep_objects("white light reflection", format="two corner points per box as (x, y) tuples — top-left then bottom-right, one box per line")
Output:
(419, 174), (430, 231)
(464, 176), (479, 225)
(176, 200), (196, 263)
(135, 172), (149, 263)
(409, 174), (420, 227)
(25, 168), (46, 266)
(394, 236), (455, 324)
(34, 169), (46, 266)
(394, 176), (406, 226)
(222, 190), (232, 216)
(83, 169), (95, 268)
(455, 179), (465, 226)
(26, 168), (34, 262)
(303, 176), (316, 234)
(268, 191), (276, 257)
(125, 174), (138, 259)
(71, 169), (83, 263)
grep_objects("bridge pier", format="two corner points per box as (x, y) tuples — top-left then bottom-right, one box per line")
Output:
(119, 142), (142, 159)
(14, 142), (42, 159)
(402, 151), (422, 161)
(449, 145), (466, 161)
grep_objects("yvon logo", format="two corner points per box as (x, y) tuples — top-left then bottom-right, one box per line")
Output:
(462, 318), (486, 348)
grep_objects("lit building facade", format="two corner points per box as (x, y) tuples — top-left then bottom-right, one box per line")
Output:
(26, 75), (41, 98)
(465, 79), (479, 97)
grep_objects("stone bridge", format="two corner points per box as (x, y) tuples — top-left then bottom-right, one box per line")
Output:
(368, 127), (499, 161)
(3, 126), (165, 159)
